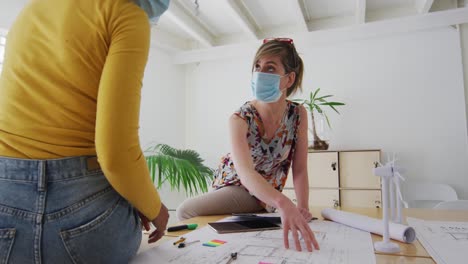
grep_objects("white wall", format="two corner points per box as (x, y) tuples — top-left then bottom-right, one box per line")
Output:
(140, 47), (185, 149)
(185, 27), (468, 199)
(461, 23), (468, 139)
(139, 47), (188, 213)
(185, 55), (255, 167)
(0, 1), (27, 29)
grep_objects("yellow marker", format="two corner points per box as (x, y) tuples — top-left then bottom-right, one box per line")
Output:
(173, 237), (186, 246)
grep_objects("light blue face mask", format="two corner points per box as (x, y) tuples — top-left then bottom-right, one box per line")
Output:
(134, 0), (170, 25)
(251, 72), (286, 103)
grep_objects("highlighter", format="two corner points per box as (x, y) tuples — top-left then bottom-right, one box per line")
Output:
(167, 224), (198, 232)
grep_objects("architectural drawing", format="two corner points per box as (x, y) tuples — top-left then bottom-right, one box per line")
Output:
(132, 220), (376, 264)
(439, 225), (468, 241)
(407, 217), (468, 264)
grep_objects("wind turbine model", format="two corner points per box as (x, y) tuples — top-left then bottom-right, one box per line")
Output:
(373, 155), (406, 253)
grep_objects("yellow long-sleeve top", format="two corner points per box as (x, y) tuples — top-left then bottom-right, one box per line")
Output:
(0, 0), (161, 220)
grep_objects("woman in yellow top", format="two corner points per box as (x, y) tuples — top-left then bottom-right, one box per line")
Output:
(0, 0), (169, 262)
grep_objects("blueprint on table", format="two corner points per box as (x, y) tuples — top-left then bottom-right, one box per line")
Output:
(132, 219), (376, 264)
(407, 217), (468, 264)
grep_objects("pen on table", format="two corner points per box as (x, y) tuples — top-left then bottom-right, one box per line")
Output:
(177, 240), (200, 248)
(173, 237), (186, 245)
(226, 252), (237, 264)
(167, 224), (198, 232)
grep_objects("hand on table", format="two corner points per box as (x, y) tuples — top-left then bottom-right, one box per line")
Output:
(279, 202), (320, 252)
(297, 207), (313, 222)
(139, 203), (169, 243)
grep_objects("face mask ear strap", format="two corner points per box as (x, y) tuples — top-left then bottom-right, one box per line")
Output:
(135, 0), (170, 21)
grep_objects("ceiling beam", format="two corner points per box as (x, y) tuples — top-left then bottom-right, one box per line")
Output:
(150, 28), (189, 53)
(174, 7), (468, 64)
(300, 6), (468, 45)
(225, 0), (259, 40)
(415, 0), (435, 13)
(164, 1), (214, 48)
(291, 0), (309, 32)
(174, 41), (258, 65)
(355, 0), (366, 24)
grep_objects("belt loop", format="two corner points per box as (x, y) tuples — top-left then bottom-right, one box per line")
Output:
(38, 161), (46, 192)
(80, 157), (87, 175)
(86, 156), (100, 171)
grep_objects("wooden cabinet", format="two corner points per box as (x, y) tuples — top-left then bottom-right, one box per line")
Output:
(284, 150), (381, 208)
(283, 188), (340, 208)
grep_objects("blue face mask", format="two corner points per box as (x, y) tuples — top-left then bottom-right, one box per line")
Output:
(134, 0), (170, 25)
(251, 72), (286, 103)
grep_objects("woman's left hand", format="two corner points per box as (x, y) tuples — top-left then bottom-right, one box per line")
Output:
(138, 203), (170, 243)
(297, 207), (313, 222)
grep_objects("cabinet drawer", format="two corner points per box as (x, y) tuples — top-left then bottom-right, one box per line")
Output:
(339, 151), (381, 188)
(282, 188), (339, 208)
(308, 152), (339, 188)
(340, 190), (381, 208)
(310, 189), (340, 207)
(285, 151), (339, 188)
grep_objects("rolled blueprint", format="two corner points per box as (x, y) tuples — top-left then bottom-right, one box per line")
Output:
(321, 208), (416, 243)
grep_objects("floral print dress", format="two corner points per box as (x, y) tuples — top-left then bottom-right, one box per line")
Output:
(212, 100), (301, 211)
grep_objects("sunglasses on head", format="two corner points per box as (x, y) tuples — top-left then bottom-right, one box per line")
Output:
(263, 37), (294, 44)
(262, 38), (297, 68)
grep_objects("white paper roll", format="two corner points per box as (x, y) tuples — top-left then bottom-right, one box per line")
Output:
(321, 208), (416, 243)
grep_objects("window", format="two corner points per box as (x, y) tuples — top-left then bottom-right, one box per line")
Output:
(0, 33), (6, 73)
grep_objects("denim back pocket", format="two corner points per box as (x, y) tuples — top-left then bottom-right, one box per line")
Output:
(60, 198), (141, 264)
(0, 228), (15, 264)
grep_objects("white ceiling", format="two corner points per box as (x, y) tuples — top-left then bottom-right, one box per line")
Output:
(0, 0), (465, 53)
(153, 0), (464, 50)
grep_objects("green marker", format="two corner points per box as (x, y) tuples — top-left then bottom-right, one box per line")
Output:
(167, 224), (198, 232)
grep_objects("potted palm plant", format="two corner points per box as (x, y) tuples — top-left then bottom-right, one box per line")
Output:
(294, 88), (345, 150)
(144, 143), (213, 196)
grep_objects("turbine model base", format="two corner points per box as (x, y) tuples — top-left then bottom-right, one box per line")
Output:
(374, 241), (400, 253)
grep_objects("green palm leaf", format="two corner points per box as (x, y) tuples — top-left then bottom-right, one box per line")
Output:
(315, 95), (333, 101)
(294, 88), (345, 129)
(144, 144), (213, 196)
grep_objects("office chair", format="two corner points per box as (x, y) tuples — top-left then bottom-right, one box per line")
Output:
(433, 200), (468, 210)
(401, 181), (458, 208)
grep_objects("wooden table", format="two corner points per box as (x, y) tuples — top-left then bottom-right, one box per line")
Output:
(314, 207), (468, 259)
(140, 207), (468, 263)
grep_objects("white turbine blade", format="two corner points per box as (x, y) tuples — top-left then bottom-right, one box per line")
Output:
(402, 200), (409, 208)
(395, 172), (405, 181)
(394, 178), (405, 201)
(393, 166), (406, 174)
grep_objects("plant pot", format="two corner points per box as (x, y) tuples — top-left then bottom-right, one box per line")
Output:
(309, 111), (330, 150)
(310, 139), (329, 150)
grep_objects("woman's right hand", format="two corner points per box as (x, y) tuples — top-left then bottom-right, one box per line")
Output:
(279, 201), (320, 252)
(140, 203), (169, 243)
(297, 207), (313, 222)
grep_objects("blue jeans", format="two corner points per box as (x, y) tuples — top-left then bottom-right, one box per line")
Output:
(0, 156), (142, 264)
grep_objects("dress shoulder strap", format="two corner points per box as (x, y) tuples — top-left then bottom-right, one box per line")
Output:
(233, 101), (256, 125)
